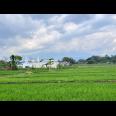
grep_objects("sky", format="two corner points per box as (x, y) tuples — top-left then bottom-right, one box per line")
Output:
(0, 14), (116, 60)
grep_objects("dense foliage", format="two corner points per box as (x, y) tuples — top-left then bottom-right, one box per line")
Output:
(78, 55), (116, 64)
(62, 57), (76, 64)
(62, 55), (116, 64)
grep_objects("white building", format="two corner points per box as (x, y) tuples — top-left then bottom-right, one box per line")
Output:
(59, 61), (70, 66)
(47, 61), (59, 68)
(31, 60), (48, 68)
(17, 59), (70, 69)
(17, 61), (33, 68)
(17, 60), (60, 69)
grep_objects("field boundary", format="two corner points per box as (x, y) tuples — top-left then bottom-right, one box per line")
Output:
(0, 79), (116, 84)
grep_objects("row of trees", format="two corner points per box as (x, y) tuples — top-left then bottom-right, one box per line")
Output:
(78, 55), (116, 64)
(1, 54), (116, 70)
(61, 55), (116, 64)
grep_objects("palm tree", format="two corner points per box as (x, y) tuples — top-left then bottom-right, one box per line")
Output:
(10, 55), (17, 70)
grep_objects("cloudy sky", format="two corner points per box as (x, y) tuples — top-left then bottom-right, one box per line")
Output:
(0, 14), (116, 60)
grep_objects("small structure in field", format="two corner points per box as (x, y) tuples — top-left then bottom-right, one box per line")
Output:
(25, 71), (33, 74)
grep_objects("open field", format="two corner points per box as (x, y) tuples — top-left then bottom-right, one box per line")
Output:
(0, 64), (116, 101)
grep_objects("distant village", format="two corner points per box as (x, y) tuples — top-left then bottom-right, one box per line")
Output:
(0, 55), (73, 70)
(17, 59), (70, 69)
(1, 54), (116, 70)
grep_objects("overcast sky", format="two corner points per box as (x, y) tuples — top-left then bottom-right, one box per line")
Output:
(0, 14), (116, 60)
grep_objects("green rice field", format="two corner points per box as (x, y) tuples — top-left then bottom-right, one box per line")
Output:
(0, 64), (116, 101)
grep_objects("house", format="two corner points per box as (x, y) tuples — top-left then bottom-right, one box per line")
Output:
(17, 61), (33, 68)
(17, 59), (59, 69)
(47, 61), (59, 68)
(31, 60), (48, 68)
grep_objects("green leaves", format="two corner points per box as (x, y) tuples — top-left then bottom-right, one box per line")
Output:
(10, 55), (23, 70)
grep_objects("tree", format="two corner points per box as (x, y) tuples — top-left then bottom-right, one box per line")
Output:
(86, 56), (102, 64)
(101, 55), (110, 63)
(0, 60), (7, 69)
(10, 55), (23, 70)
(78, 59), (87, 64)
(62, 57), (76, 64)
(15, 55), (22, 63)
(111, 55), (116, 63)
(10, 55), (17, 70)
(0, 60), (6, 64)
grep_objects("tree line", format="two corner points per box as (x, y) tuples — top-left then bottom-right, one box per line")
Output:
(78, 55), (116, 64)
(61, 55), (116, 64)
(1, 54), (116, 70)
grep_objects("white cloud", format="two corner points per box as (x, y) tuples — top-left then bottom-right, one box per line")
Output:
(49, 14), (70, 24)
(5, 24), (62, 55)
(1, 14), (116, 58)
(0, 14), (43, 38)
(64, 22), (78, 32)
(49, 29), (116, 55)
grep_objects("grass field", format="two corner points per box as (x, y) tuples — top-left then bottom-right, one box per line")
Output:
(0, 64), (116, 101)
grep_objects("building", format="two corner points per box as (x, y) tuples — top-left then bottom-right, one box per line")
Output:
(59, 61), (70, 66)
(17, 59), (70, 69)
(17, 60), (60, 69)
(17, 61), (33, 68)
(47, 61), (59, 68)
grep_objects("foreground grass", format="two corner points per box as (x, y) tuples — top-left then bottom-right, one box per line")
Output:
(0, 64), (116, 100)
(0, 83), (116, 101)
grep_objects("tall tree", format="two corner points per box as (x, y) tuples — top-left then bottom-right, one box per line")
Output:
(10, 55), (23, 70)
(10, 55), (17, 70)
